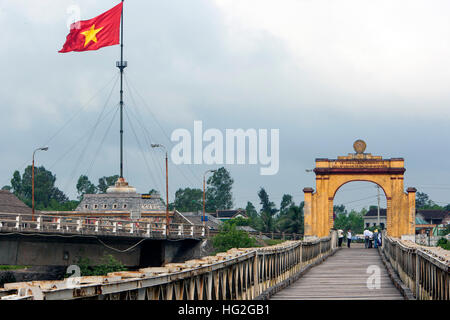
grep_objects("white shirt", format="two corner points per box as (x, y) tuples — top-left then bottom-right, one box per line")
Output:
(363, 229), (372, 237)
(347, 232), (352, 238)
(338, 229), (344, 238)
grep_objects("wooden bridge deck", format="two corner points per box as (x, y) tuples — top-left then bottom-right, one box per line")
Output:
(271, 243), (404, 300)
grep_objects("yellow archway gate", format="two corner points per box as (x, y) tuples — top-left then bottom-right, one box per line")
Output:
(303, 140), (416, 239)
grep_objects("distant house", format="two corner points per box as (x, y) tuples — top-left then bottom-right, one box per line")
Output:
(415, 209), (449, 235)
(211, 209), (248, 221)
(363, 207), (449, 234)
(416, 209), (450, 226)
(176, 211), (223, 231)
(0, 190), (33, 215)
(236, 225), (258, 233)
(363, 208), (387, 229)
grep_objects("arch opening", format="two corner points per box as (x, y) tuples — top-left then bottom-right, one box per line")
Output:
(332, 181), (388, 246)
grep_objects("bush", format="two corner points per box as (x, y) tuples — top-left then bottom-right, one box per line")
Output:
(72, 254), (127, 276)
(264, 239), (285, 246)
(437, 238), (449, 250)
(0, 265), (28, 271)
(212, 222), (257, 253)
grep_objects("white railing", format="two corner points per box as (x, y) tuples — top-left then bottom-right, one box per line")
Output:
(0, 213), (205, 239)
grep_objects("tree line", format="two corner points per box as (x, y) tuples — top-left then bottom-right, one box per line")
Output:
(2, 166), (448, 236)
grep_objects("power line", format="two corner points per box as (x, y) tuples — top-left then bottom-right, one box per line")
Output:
(62, 78), (119, 194)
(43, 73), (120, 147)
(124, 74), (200, 188)
(124, 74), (203, 185)
(85, 104), (121, 177)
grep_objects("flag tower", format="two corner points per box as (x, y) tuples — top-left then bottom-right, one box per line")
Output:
(117, 0), (126, 180)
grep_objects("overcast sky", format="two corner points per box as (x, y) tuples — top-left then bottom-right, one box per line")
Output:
(1, 0), (450, 212)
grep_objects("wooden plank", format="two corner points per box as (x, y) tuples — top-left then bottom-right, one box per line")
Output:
(271, 243), (404, 300)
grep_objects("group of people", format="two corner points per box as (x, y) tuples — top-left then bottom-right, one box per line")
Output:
(337, 229), (353, 248)
(336, 228), (382, 248)
(363, 228), (382, 248)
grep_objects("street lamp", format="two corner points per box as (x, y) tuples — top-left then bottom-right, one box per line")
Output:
(151, 144), (169, 234)
(32, 146), (48, 221)
(203, 169), (217, 227)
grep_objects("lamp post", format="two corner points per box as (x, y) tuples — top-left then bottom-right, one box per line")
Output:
(151, 144), (169, 234)
(32, 146), (48, 221)
(203, 169), (217, 227)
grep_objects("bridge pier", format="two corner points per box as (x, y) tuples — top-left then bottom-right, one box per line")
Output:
(0, 234), (204, 269)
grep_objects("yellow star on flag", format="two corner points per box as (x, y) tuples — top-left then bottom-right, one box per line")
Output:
(80, 24), (104, 47)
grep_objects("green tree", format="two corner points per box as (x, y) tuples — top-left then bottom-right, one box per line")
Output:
(416, 192), (436, 209)
(280, 194), (294, 217)
(97, 175), (119, 193)
(277, 202), (304, 234)
(245, 201), (258, 218)
(173, 187), (203, 212)
(244, 201), (264, 231)
(334, 209), (364, 234)
(212, 221), (257, 253)
(258, 187), (278, 232)
(9, 166), (68, 209)
(333, 204), (347, 215)
(205, 167), (234, 212)
(10, 170), (22, 196)
(76, 175), (97, 199)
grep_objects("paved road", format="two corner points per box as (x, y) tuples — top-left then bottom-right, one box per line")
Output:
(271, 243), (404, 300)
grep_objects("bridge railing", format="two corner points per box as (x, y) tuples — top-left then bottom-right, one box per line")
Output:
(0, 236), (335, 300)
(207, 229), (303, 241)
(0, 213), (205, 239)
(382, 235), (449, 300)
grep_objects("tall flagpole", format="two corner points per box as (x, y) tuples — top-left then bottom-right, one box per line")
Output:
(116, 0), (126, 178)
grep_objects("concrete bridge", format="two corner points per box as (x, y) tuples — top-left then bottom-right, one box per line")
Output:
(1, 231), (448, 300)
(0, 213), (206, 268)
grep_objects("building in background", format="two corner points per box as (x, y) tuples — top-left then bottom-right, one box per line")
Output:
(211, 209), (248, 222)
(363, 208), (386, 229)
(0, 190), (34, 216)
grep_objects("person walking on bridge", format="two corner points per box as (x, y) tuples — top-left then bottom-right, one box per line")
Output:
(337, 229), (344, 247)
(373, 229), (379, 248)
(347, 229), (352, 248)
(363, 228), (371, 248)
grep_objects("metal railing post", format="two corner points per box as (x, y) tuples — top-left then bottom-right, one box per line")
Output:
(15, 215), (21, 230)
(36, 216), (42, 230)
(146, 223), (150, 237)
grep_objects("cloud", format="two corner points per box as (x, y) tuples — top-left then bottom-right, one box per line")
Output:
(0, 0), (449, 210)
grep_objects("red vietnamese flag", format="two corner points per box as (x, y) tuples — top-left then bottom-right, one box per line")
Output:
(59, 3), (122, 53)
